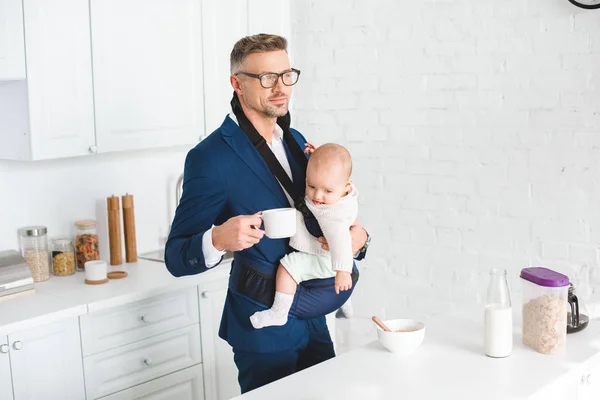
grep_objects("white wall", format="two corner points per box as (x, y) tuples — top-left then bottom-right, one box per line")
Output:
(291, 0), (600, 339)
(0, 147), (189, 257)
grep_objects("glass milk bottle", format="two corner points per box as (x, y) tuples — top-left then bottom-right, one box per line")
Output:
(484, 268), (513, 358)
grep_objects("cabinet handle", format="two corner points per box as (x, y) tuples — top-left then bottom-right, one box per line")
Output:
(13, 341), (22, 351)
(587, 373), (593, 385)
(89, 145), (98, 154)
(143, 358), (153, 366)
(140, 315), (149, 323)
(201, 291), (210, 299)
(0, 344), (8, 354)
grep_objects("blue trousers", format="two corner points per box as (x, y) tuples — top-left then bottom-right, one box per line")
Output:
(233, 319), (335, 393)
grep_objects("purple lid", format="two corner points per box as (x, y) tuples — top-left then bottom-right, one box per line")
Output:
(520, 267), (570, 288)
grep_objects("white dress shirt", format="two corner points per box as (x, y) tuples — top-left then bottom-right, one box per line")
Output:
(202, 114), (295, 268)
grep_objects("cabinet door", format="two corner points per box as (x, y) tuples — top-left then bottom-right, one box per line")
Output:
(201, 0), (248, 135)
(9, 318), (85, 400)
(198, 280), (240, 400)
(0, 335), (13, 400)
(0, 0), (26, 80)
(247, 0), (291, 39)
(101, 364), (204, 400)
(201, 0), (292, 137)
(90, 0), (204, 153)
(22, 0), (96, 160)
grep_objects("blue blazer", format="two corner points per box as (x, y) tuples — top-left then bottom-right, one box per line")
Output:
(165, 115), (330, 353)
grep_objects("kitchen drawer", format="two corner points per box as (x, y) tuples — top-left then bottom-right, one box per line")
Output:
(84, 324), (202, 399)
(80, 287), (199, 356)
(99, 364), (204, 400)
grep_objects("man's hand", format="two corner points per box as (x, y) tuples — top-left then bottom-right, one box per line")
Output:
(304, 142), (317, 154)
(212, 212), (264, 252)
(335, 271), (352, 294)
(318, 220), (368, 254)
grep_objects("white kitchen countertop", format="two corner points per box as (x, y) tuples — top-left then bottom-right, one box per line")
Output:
(0, 258), (231, 335)
(233, 314), (600, 400)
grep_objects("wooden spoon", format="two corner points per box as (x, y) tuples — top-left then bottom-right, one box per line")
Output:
(372, 316), (392, 332)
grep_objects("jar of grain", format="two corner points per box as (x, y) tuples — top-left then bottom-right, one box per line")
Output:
(51, 238), (76, 276)
(520, 267), (570, 355)
(18, 226), (50, 282)
(74, 220), (100, 271)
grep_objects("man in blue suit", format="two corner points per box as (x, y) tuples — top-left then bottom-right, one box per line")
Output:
(165, 34), (370, 393)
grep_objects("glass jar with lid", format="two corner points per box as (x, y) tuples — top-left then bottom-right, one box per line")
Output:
(18, 225), (50, 282)
(74, 220), (100, 271)
(51, 237), (76, 276)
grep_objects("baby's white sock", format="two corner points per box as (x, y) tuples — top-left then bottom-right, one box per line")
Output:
(336, 298), (354, 319)
(250, 292), (294, 329)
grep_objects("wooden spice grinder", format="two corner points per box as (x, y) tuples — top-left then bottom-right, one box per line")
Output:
(107, 195), (123, 265)
(122, 193), (137, 263)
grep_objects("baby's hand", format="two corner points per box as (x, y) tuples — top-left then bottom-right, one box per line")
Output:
(304, 142), (317, 154)
(335, 271), (352, 294)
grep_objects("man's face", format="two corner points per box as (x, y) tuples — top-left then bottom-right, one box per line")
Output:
(232, 50), (293, 118)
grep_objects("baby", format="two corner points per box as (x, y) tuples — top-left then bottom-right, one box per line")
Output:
(250, 142), (358, 329)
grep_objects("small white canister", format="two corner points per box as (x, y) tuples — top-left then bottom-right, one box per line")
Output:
(84, 260), (108, 284)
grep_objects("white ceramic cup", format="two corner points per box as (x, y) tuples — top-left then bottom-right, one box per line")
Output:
(261, 208), (297, 239)
(85, 260), (108, 281)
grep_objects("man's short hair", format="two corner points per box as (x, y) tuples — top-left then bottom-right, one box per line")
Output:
(230, 34), (288, 73)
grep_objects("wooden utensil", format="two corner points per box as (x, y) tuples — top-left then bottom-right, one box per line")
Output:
(372, 316), (392, 332)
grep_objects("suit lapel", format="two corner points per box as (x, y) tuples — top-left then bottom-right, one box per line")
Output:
(220, 116), (288, 205)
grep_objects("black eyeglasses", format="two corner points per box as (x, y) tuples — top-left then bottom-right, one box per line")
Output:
(235, 68), (301, 88)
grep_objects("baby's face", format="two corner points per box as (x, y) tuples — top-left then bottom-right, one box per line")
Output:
(305, 164), (350, 205)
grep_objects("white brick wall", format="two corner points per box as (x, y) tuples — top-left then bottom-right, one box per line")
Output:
(291, 0), (600, 342)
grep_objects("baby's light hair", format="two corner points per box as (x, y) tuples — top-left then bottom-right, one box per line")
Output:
(308, 143), (352, 180)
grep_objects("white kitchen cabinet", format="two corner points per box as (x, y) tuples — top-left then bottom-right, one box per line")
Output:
(100, 364), (204, 400)
(80, 286), (199, 357)
(9, 317), (85, 400)
(202, 0), (292, 135)
(201, 0), (249, 135)
(0, 0), (292, 160)
(83, 324), (202, 399)
(89, 0), (204, 154)
(0, 335), (13, 400)
(0, 0), (26, 80)
(0, 0), (96, 160)
(198, 279), (240, 400)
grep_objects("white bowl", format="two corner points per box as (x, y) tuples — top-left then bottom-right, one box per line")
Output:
(376, 319), (426, 354)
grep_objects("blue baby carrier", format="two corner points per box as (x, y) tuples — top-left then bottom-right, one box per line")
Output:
(229, 93), (358, 319)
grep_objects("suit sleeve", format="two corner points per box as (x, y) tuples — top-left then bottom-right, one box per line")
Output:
(165, 147), (227, 277)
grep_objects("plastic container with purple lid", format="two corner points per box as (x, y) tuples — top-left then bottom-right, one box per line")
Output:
(520, 267), (569, 355)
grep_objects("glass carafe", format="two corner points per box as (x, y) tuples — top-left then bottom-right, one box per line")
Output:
(484, 268), (513, 358)
(567, 283), (589, 334)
